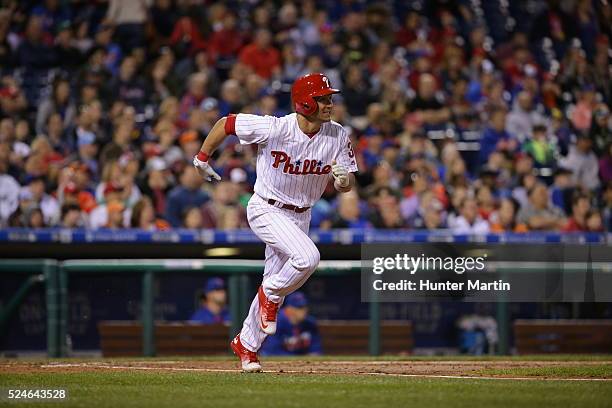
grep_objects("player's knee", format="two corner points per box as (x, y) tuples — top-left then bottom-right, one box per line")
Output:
(291, 246), (320, 272)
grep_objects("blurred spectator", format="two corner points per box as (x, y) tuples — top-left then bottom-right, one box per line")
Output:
(571, 85), (597, 132)
(208, 10), (244, 65)
(550, 167), (574, 212)
(182, 206), (203, 229)
(20, 175), (59, 226)
(490, 198), (528, 233)
(590, 105), (610, 156)
(17, 16), (57, 69)
(331, 189), (370, 228)
(149, 0), (177, 46)
(45, 113), (70, 156)
(560, 134), (600, 190)
(563, 191), (592, 232)
(261, 292), (321, 356)
(479, 107), (517, 165)
(475, 185), (496, 221)
(105, 0), (149, 53)
(369, 187), (406, 228)
(238, 29), (281, 79)
(600, 143), (612, 185)
(53, 21), (82, 72)
(107, 55), (148, 110)
(139, 157), (171, 217)
(506, 91), (547, 143)
(19, 204), (46, 228)
(343, 65), (376, 118)
(36, 76), (76, 134)
(201, 181), (246, 229)
(0, 144), (19, 226)
(585, 209), (604, 232)
(169, 15), (206, 59)
(602, 182), (612, 232)
(189, 277), (230, 324)
(408, 73), (451, 128)
(89, 181), (125, 229)
(104, 200), (125, 229)
(0, 76), (28, 116)
(179, 72), (208, 123)
(130, 196), (169, 230)
(165, 167), (208, 227)
(517, 183), (566, 231)
(449, 198), (490, 234)
(522, 124), (556, 168)
(60, 203), (84, 228)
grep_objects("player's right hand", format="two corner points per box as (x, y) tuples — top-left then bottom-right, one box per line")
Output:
(331, 160), (349, 187)
(193, 156), (221, 182)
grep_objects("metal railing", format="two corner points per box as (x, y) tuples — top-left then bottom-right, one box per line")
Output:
(0, 260), (60, 357)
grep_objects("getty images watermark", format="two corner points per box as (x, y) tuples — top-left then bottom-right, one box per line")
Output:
(361, 243), (612, 302)
(371, 252), (511, 292)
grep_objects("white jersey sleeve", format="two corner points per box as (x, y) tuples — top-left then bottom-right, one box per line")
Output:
(335, 129), (358, 173)
(235, 114), (273, 145)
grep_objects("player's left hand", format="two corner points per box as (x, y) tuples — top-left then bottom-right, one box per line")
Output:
(193, 156), (221, 182)
(331, 160), (349, 187)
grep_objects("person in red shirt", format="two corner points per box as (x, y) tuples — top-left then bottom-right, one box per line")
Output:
(170, 16), (206, 59)
(208, 11), (244, 64)
(563, 191), (591, 232)
(238, 29), (281, 79)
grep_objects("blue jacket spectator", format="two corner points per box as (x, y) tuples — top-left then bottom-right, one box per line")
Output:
(165, 167), (208, 227)
(17, 17), (57, 69)
(189, 277), (230, 324)
(479, 108), (518, 165)
(261, 292), (322, 356)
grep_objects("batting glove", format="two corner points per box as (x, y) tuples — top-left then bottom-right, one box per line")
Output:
(331, 160), (349, 187)
(193, 152), (221, 182)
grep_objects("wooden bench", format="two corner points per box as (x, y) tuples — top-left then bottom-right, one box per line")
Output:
(98, 322), (229, 357)
(318, 320), (413, 355)
(514, 319), (612, 354)
(98, 320), (413, 357)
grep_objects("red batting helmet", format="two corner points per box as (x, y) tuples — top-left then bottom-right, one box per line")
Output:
(291, 73), (340, 116)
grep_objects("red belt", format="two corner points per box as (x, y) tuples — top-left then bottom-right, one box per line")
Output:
(267, 199), (310, 213)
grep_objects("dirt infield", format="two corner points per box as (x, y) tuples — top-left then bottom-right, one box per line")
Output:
(2, 359), (611, 380)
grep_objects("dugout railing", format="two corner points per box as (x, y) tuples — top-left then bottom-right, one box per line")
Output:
(0, 259), (60, 356)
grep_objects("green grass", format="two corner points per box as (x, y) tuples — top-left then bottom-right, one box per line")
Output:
(1, 368), (611, 408)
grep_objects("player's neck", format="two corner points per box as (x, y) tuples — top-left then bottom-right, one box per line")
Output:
(297, 113), (322, 135)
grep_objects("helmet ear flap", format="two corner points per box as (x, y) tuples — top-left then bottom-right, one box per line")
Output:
(295, 100), (316, 116)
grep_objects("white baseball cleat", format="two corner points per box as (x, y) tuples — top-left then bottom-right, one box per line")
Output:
(257, 286), (279, 335)
(230, 334), (262, 373)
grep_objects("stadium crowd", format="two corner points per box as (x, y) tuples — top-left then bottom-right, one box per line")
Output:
(0, 0), (610, 233)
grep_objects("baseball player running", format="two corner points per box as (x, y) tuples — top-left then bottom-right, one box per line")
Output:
(193, 73), (358, 372)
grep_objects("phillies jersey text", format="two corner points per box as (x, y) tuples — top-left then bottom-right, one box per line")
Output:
(235, 113), (358, 207)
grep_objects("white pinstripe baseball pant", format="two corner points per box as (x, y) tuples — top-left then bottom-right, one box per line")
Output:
(239, 193), (320, 352)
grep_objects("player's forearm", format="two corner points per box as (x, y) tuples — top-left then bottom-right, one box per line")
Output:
(198, 116), (232, 157)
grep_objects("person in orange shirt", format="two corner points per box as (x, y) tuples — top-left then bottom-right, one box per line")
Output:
(238, 29), (281, 79)
(490, 197), (529, 233)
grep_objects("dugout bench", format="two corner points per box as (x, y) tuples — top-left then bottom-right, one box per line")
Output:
(97, 320), (414, 357)
(514, 319), (612, 354)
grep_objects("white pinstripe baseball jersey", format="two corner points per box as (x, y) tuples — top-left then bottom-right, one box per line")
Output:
(235, 113), (358, 207)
